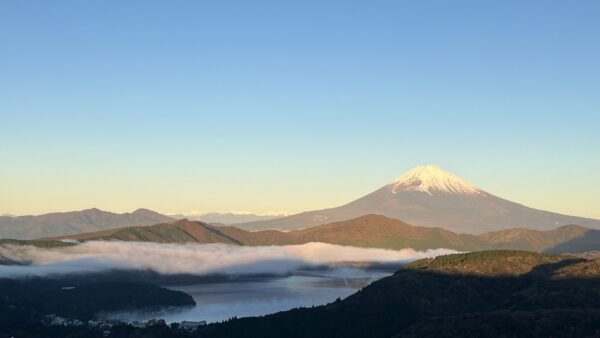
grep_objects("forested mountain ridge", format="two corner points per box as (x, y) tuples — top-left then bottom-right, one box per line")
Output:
(50, 214), (600, 253)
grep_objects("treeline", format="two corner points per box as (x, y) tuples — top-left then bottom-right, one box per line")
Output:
(195, 251), (600, 338)
(0, 277), (195, 321)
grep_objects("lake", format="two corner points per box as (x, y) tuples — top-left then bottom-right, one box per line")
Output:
(101, 267), (391, 324)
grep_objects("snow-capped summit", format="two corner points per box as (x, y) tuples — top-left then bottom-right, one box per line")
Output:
(391, 165), (481, 195)
(236, 164), (600, 234)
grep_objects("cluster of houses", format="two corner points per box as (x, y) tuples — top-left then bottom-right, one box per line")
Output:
(179, 320), (208, 331)
(43, 314), (86, 327)
(42, 314), (207, 333)
(126, 319), (207, 331)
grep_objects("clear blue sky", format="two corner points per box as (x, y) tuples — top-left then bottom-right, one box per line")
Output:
(1, 1), (599, 218)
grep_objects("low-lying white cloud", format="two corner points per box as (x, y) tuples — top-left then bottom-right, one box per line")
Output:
(0, 241), (458, 278)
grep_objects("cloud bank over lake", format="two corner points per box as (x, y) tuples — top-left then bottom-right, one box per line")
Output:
(0, 241), (458, 278)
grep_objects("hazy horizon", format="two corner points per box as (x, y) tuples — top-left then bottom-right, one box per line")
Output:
(2, 164), (599, 220)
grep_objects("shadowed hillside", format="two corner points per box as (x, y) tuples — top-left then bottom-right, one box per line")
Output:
(195, 251), (600, 338)
(547, 229), (600, 254)
(0, 278), (195, 321)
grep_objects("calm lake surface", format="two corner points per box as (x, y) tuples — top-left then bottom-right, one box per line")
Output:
(102, 267), (391, 323)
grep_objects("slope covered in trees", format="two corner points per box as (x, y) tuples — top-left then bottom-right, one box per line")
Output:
(197, 251), (600, 338)
(53, 215), (599, 253)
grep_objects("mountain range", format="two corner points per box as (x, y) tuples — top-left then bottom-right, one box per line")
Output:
(52, 214), (600, 253)
(169, 212), (285, 224)
(235, 165), (600, 233)
(0, 208), (174, 240)
(3, 165), (599, 240)
(0, 209), (282, 240)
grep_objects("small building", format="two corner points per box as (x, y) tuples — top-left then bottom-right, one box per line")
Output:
(180, 320), (207, 331)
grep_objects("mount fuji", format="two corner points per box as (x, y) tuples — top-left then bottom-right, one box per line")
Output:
(236, 165), (600, 233)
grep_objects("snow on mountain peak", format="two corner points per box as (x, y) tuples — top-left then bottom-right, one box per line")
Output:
(391, 165), (481, 195)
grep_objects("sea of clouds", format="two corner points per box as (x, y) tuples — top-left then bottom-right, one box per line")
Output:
(0, 241), (458, 278)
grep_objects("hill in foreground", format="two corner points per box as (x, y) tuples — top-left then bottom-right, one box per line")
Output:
(196, 251), (600, 338)
(53, 214), (600, 253)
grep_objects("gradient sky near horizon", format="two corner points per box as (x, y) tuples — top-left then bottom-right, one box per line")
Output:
(1, 1), (599, 218)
